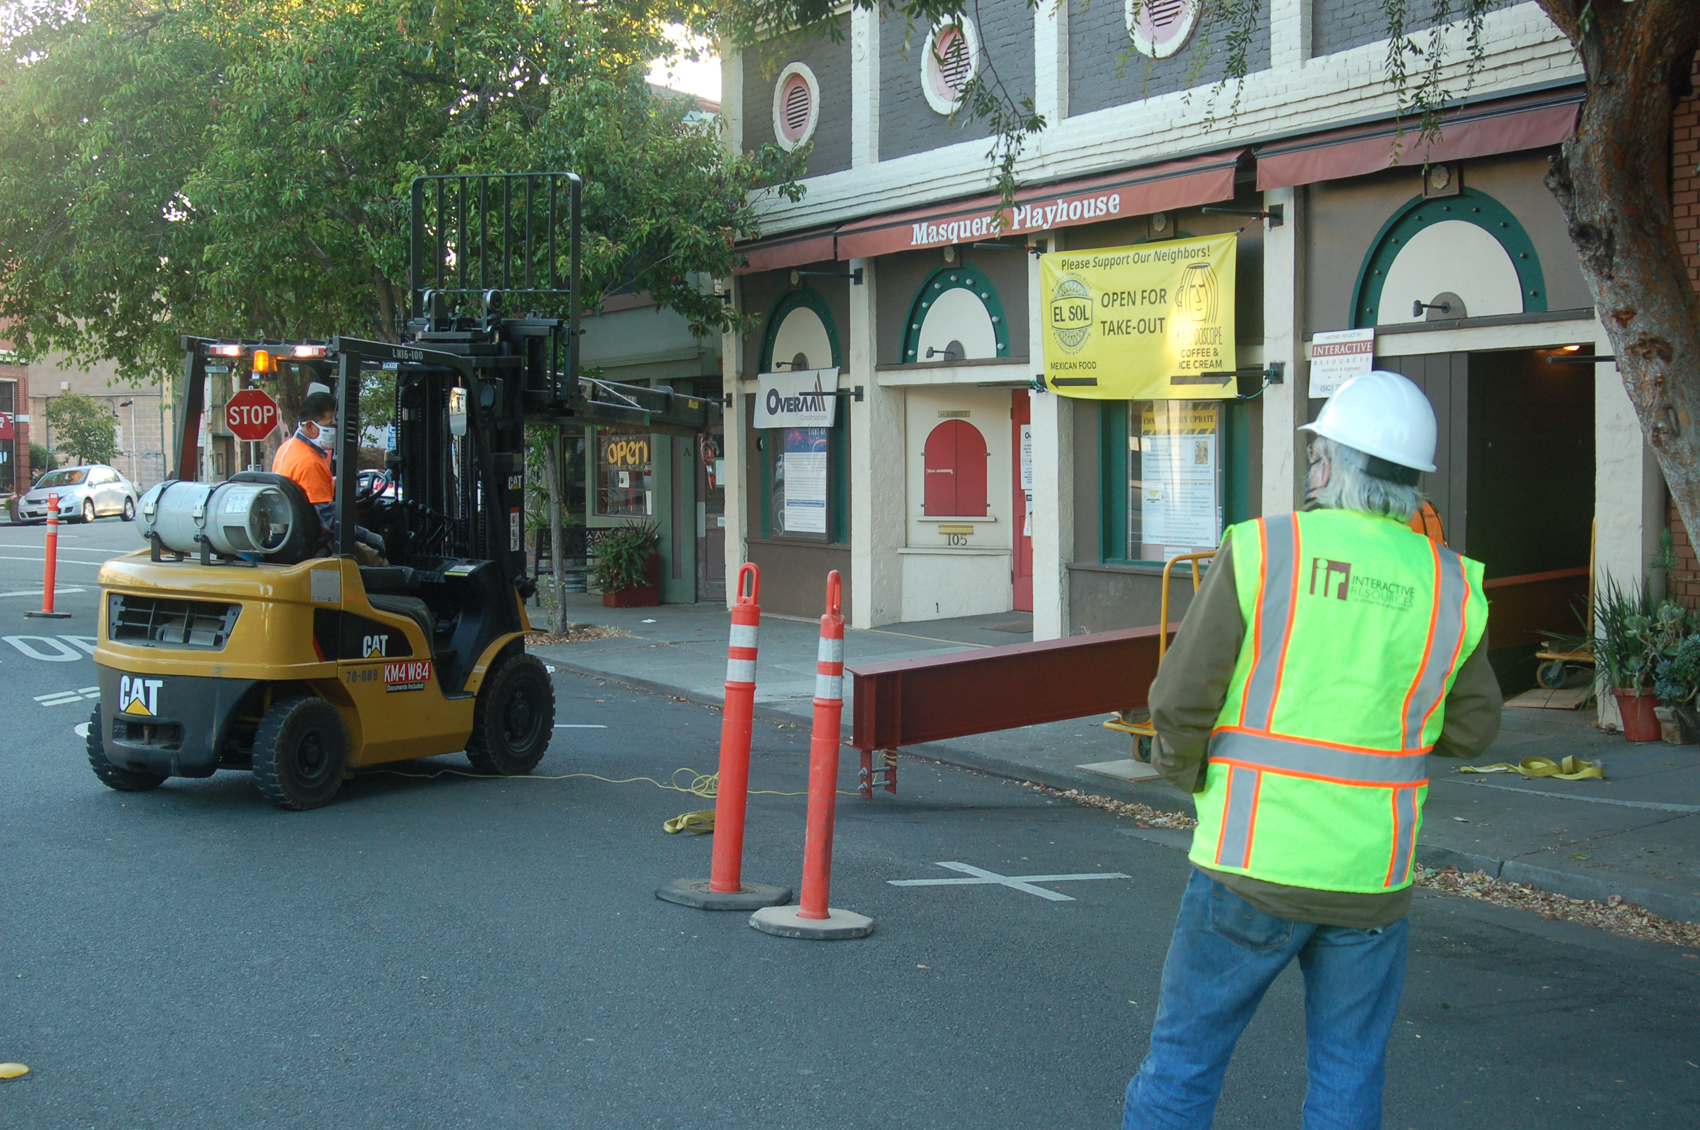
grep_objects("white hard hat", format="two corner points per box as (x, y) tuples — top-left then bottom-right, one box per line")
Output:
(1298, 370), (1437, 474)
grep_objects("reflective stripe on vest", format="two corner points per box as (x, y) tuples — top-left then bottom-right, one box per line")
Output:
(1190, 512), (1486, 892)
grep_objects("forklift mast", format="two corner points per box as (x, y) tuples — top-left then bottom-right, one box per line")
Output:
(171, 171), (719, 592)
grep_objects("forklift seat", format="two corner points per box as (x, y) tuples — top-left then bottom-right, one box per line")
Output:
(358, 565), (421, 593)
(365, 593), (435, 653)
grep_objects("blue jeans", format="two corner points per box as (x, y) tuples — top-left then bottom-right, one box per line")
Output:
(1123, 868), (1408, 1130)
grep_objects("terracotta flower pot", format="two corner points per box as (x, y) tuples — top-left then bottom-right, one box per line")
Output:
(1613, 688), (1663, 743)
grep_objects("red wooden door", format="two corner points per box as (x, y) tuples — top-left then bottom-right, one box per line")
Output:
(1011, 390), (1033, 611)
(922, 419), (988, 516)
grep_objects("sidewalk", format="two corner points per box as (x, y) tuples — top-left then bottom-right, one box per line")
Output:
(528, 596), (1700, 923)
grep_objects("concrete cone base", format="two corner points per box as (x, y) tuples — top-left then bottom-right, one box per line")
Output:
(655, 878), (792, 911)
(749, 905), (875, 940)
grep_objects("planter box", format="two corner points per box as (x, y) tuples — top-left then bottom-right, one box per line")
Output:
(602, 555), (661, 607)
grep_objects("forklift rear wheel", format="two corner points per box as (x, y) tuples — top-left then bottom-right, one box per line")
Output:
(252, 695), (349, 810)
(1537, 660), (1569, 689)
(466, 652), (555, 776)
(86, 707), (166, 792)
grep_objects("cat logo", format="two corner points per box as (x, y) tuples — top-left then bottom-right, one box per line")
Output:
(362, 634), (390, 659)
(118, 675), (164, 717)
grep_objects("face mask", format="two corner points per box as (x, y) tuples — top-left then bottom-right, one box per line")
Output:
(302, 423), (334, 451)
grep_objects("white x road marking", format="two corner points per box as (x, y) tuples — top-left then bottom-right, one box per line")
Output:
(35, 683), (98, 700)
(888, 861), (1132, 902)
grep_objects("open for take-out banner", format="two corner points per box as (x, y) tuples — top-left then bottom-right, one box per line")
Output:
(1040, 233), (1237, 400)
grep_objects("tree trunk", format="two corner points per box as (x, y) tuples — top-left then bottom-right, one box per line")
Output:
(544, 425), (568, 634)
(1540, 0), (1700, 557)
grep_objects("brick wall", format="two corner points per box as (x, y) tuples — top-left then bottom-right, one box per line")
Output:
(879, 0), (1036, 162)
(743, 17), (853, 176)
(1069, 0), (1271, 118)
(1664, 53), (1700, 605)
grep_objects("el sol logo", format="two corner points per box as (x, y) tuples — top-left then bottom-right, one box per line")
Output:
(383, 660), (432, 693)
(1048, 275), (1093, 354)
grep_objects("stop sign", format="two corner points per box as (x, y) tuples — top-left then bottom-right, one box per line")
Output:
(226, 388), (281, 442)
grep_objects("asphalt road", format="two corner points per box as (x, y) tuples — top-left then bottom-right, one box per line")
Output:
(1, 517), (1697, 1128)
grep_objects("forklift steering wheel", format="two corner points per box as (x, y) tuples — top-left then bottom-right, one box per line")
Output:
(355, 469), (391, 503)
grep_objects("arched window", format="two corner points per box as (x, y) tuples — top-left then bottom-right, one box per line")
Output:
(1351, 187), (1547, 328)
(901, 264), (1010, 363)
(923, 419), (988, 517)
(759, 287), (841, 371)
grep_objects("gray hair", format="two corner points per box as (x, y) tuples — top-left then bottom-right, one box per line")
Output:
(1307, 435), (1424, 522)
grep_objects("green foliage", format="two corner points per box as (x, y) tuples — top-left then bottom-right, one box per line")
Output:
(45, 393), (119, 466)
(587, 520), (659, 593)
(28, 442), (50, 478)
(1591, 576), (1700, 692)
(0, 0), (805, 385)
(1656, 634), (1700, 707)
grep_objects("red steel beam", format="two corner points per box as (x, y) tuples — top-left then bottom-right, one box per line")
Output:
(847, 568), (1585, 755)
(849, 625), (1165, 753)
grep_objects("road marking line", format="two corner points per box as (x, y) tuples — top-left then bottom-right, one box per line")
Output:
(888, 861), (1132, 902)
(74, 722), (90, 738)
(0, 556), (105, 567)
(554, 724), (609, 729)
(0, 587), (86, 599)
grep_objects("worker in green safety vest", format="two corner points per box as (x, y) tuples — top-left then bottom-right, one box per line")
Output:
(1123, 370), (1503, 1130)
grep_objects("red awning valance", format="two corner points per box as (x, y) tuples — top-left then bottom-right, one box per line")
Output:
(734, 227), (838, 275)
(833, 149), (1245, 261)
(1255, 86), (1583, 191)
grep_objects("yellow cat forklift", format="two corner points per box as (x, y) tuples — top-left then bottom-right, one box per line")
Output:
(87, 172), (714, 808)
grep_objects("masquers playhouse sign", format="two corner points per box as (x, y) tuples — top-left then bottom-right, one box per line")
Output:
(1040, 233), (1238, 401)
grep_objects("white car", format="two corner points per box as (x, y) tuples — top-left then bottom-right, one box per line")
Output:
(17, 464), (139, 524)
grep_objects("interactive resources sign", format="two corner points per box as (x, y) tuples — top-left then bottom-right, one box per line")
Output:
(1039, 233), (1238, 401)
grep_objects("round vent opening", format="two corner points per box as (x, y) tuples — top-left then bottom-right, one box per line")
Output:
(1127, 0), (1199, 59)
(921, 18), (981, 114)
(771, 63), (820, 151)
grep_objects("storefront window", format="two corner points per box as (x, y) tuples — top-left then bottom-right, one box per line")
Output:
(1128, 400), (1224, 561)
(769, 426), (829, 538)
(596, 430), (652, 517)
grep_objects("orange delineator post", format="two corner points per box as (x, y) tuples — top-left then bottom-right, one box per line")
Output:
(709, 563), (763, 894)
(749, 571), (873, 940)
(797, 571), (846, 919)
(657, 562), (791, 911)
(27, 494), (71, 621)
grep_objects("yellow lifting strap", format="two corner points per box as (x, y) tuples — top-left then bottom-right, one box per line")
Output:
(1457, 755), (1604, 781)
(663, 809), (716, 835)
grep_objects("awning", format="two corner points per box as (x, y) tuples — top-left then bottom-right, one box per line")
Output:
(833, 149), (1245, 261)
(1255, 86), (1583, 191)
(733, 226), (838, 275)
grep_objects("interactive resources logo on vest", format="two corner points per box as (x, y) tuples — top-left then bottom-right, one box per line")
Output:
(1308, 556), (1416, 612)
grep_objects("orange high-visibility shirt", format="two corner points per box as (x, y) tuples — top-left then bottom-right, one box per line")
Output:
(273, 434), (333, 504)
(1408, 500), (1446, 545)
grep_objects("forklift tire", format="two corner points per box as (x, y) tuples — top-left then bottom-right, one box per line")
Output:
(252, 695), (349, 811)
(1537, 660), (1569, 689)
(86, 708), (166, 792)
(466, 652), (555, 776)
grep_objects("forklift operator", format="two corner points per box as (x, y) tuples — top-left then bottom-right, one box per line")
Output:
(274, 390), (385, 559)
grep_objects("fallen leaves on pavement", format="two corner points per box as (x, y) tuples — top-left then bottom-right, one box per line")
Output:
(527, 624), (629, 646)
(1035, 782), (1700, 949)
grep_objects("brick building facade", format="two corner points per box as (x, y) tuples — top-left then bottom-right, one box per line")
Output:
(1663, 54), (1700, 607)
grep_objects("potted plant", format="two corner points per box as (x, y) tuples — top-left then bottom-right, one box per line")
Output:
(1595, 577), (1696, 741)
(587, 520), (661, 608)
(1656, 633), (1700, 743)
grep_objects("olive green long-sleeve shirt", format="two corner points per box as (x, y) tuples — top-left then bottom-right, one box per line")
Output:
(1148, 535), (1504, 928)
